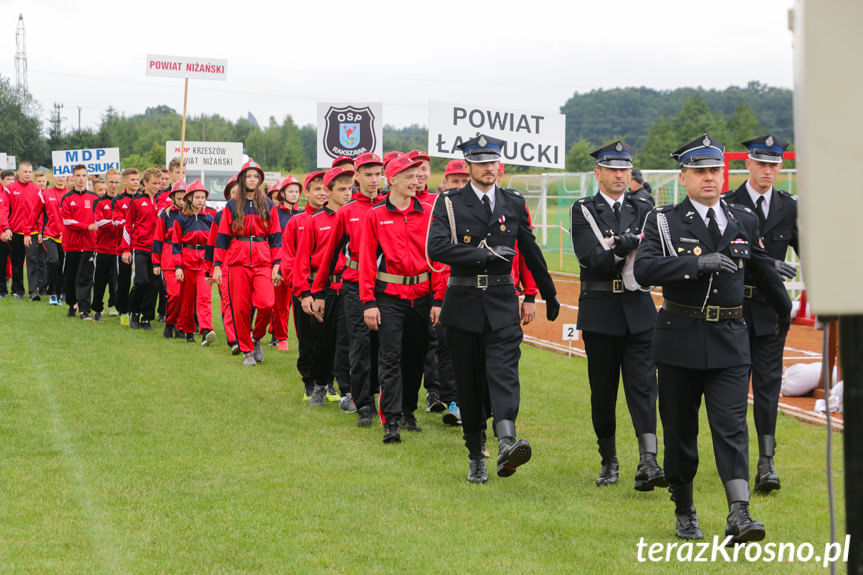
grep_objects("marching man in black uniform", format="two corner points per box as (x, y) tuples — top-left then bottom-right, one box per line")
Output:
(427, 134), (560, 483)
(570, 141), (665, 490)
(723, 134), (798, 493)
(634, 134), (791, 543)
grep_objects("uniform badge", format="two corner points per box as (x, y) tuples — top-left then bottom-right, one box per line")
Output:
(463, 235), (471, 243)
(693, 246), (702, 256)
(703, 135), (711, 147)
(677, 247), (685, 253)
(478, 136), (487, 148)
(615, 142), (623, 152)
(500, 225), (506, 231)
(766, 135), (774, 147)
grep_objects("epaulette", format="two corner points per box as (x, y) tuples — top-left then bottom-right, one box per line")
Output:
(576, 197), (586, 205)
(444, 187), (464, 197)
(654, 203), (675, 212)
(778, 189), (797, 201)
(499, 187), (522, 197)
(636, 196), (651, 203)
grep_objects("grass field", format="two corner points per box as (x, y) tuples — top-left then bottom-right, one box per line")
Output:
(0, 297), (846, 573)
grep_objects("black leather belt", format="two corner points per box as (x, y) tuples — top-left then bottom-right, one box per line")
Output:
(581, 278), (624, 294)
(744, 285), (758, 299)
(182, 244), (206, 250)
(235, 236), (268, 242)
(448, 274), (513, 289)
(663, 300), (743, 322)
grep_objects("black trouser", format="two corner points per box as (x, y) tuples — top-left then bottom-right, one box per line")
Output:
(0, 239), (10, 295)
(423, 322), (441, 394)
(116, 258), (132, 314)
(130, 250), (159, 321)
(307, 291), (344, 390)
(25, 235), (46, 295)
(333, 293), (351, 395)
(9, 233), (26, 296)
(293, 295), (315, 393)
(342, 281), (379, 409)
(658, 363), (750, 486)
(434, 322), (457, 403)
(445, 320), (523, 435)
(92, 253), (118, 313)
(582, 329), (657, 440)
(63, 250), (95, 314)
(377, 294), (430, 422)
(749, 330), (786, 437)
(43, 238), (64, 297)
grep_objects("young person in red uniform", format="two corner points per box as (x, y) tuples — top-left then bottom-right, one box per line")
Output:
(113, 169), (139, 323)
(312, 152), (384, 425)
(172, 179), (216, 345)
(213, 159), (282, 366)
(206, 176), (240, 353)
(60, 164), (99, 319)
(7, 161), (42, 299)
(359, 155), (444, 443)
(0, 174), (13, 297)
(153, 181), (185, 338)
(121, 167), (162, 330)
(268, 175), (302, 351)
(91, 172), (121, 320)
(34, 175), (67, 305)
(280, 170), (326, 396)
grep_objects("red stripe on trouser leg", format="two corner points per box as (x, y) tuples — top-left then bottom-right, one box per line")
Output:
(163, 271), (181, 325)
(270, 282), (291, 340)
(251, 266), (275, 342)
(227, 265), (275, 353)
(196, 271), (213, 331)
(219, 272), (236, 344)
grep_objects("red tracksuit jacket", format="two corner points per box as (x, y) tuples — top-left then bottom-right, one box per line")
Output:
(121, 193), (159, 253)
(94, 195), (121, 255)
(36, 187), (65, 241)
(60, 189), (98, 252)
(152, 207), (180, 268)
(0, 186), (11, 233)
(172, 212), (214, 271)
(293, 207), (347, 298)
(7, 180), (41, 234)
(214, 198), (282, 268)
(279, 204), (315, 287)
(359, 196), (445, 307)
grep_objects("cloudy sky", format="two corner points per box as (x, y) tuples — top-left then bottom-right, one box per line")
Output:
(0, 0), (794, 132)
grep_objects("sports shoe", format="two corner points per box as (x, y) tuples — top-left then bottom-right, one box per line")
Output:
(276, 340), (289, 351)
(268, 336), (277, 347)
(442, 402), (461, 426)
(129, 313), (140, 329)
(107, 307), (119, 317)
(202, 330), (216, 347)
(310, 385), (327, 407)
(48, 295), (59, 305)
(326, 385), (340, 402)
(120, 313), (130, 326)
(356, 405), (373, 427)
(185, 333), (195, 343)
(383, 422), (401, 443)
(425, 390), (446, 413)
(158, 313), (166, 323)
(243, 353), (257, 366)
(399, 412), (422, 432)
(13, 293), (25, 300)
(163, 323), (175, 339)
(140, 320), (154, 331)
(230, 344), (241, 355)
(80, 312), (92, 320)
(93, 311), (102, 322)
(252, 339), (264, 363)
(339, 393), (358, 413)
(30, 293), (41, 302)
(67, 306), (77, 318)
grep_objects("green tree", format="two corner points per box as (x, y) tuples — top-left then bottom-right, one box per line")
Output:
(0, 76), (48, 165)
(565, 139), (595, 172)
(727, 98), (762, 150)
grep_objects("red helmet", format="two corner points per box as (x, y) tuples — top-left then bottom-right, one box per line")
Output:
(223, 175), (238, 200)
(237, 158), (265, 184)
(266, 178), (283, 198)
(169, 180), (188, 196)
(184, 179), (209, 200)
(280, 174), (302, 191)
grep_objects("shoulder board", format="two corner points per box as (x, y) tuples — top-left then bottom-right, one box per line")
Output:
(654, 204), (676, 213)
(499, 187), (522, 197)
(778, 189), (797, 201)
(445, 187), (464, 196)
(636, 196), (650, 203)
(729, 203), (754, 215)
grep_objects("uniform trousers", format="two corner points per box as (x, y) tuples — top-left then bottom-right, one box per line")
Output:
(270, 281), (292, 341)
(218, 274), (237, 345)
(62, 250), (95, 314)
(293, 295), (315, 392)
(748, 330), (786, 437)
(9, 233), (27, 296)
(43, 238), (64, 297)
(92, 253), (118, 312)
(116, 258), (132, 314)
(341, 281), (380, 410)
(130, 250), (160, 321)
(177, 268), (213, 334)
(225, 265), (273, 353)
(25, 236), (46, 295)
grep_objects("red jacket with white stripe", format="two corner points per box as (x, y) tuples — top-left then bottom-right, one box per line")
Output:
(359, 196), (445, 307)
(293, 207), (346, 298)
(152, 207), (180, 267)
(60, 189), (98, 252)
(94, 195), (121, 255)
(37, 187), (65, 241)
(278, 204), (315, 286)
(172, 212), (214, 271)
(121, 193), (159, 253)
(7, 180), (41, 235)
(0, 186), (11, 233)
(214, 198), (282, 268)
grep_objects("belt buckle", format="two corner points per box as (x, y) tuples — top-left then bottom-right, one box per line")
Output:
(406, 276), (416, 285)
(744, 286), (754, 299)
(705, 306), (720, 322)
(612, 278), (624, 293)
(476, 274), (488, 290)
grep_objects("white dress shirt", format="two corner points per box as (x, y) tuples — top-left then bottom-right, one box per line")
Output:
(689, 198), (728, 235)
(745, 180), (773, 219)
(471, 182), (497, 212)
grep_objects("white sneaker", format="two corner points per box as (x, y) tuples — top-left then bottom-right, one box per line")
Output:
(107, 307), (119, 317)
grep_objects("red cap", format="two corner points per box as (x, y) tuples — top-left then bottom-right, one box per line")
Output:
(383, 151), (405, 167)
(280, 175), (302, 191)
(407, 149), (430, 163)
(354, 152), (383, 170)
(185, 179), (209, 199)
(169, 180), (188, 196)
(331, 156), (355, 168)
(385, 156), (422, 179)
(323, 167), (356, 189)
(223, 175), (238, 200)
(444, 159), (469, 176)
(304, 170), (326, 189)
(238, 158), (265, 183)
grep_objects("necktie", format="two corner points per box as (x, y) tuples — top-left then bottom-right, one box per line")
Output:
(755, 196), (767, 225)
(613, 201), (621, 225)
(706, 207), (721, 246)
(482, 194), (492, 217)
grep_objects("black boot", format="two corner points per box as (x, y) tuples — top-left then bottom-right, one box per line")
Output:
(356, 405), (373, 428)
(464, 433), (488, 484)
(754, 435), (780, 493)
(724, 479), (765, 544)
(382, 421), (401, 444)
(495, 420), (531, 477)
(129, 313), (140, 329)
(670, 483), (702, 540)
(595, 437), (619, 486)
(634, 433), (667, 491)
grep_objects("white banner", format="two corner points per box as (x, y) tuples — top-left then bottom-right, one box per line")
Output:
(7, 156), (15, 169)
(0, 153), (6, 170)
(428, 101), (566, 169)
(316, 103), (383, 168)
(51, 148), (120, 176)
(165, 141), (243, 172)
(264, 171), (282, 187)
(146, 54), (227, 81)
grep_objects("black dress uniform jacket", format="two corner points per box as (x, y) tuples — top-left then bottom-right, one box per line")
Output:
(634, 197), (791, 370)
(427, 184), (555, 333)
(570, 193), (656, 336)
(723, 184), (799, 336)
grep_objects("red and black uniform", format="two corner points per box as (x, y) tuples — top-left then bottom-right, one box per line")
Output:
(0, 185), (11, 296)
(312, 193), (381, 410)
(359, 196), (445, 424)
(269, 203), (300, 343)
(214, 197), (282, 354)
(33, 186), (66, 298)
(172, 211), (215, 336)
(112, 190), (135, 314)
(60, 188), (98, 314)
(7, 179), (42, 297)
(280, 203), (316, 388)
(121, 193), (160, 322)
(92, 194), (121, 313)
(206, 207), (237, 347)
(153, 205), (182, 328)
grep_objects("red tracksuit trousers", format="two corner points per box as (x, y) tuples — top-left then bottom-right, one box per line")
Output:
(270, 281), (292, 341)
(177, 268), (213, 335)
(226, 265), (274, 353)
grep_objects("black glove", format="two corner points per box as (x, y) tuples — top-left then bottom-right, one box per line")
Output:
(774, 259), (797, 280)
(775, 312), (791, 338)
(545, 295), (560, 321)
(612, 233), (640, 257)
(487, 245), (517, 263)
(697, 252), (738, 275)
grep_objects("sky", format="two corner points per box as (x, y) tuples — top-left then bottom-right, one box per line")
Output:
(0, 0), (795, 133)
